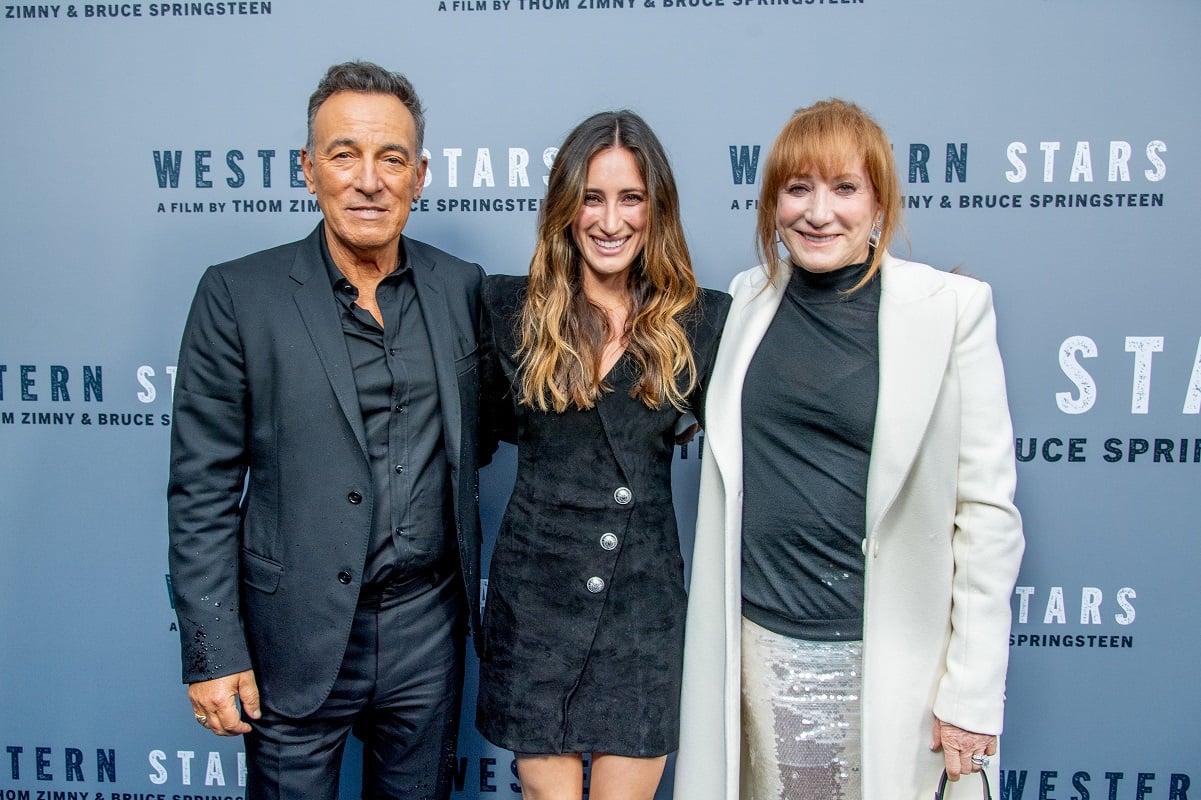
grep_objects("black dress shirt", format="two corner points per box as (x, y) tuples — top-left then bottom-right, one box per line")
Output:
(323, 238), (453, 591)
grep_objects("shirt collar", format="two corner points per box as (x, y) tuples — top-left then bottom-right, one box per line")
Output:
(319, 222), (411, 297)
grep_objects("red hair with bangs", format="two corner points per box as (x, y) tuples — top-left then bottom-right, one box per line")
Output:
(755, 99), (903, 292)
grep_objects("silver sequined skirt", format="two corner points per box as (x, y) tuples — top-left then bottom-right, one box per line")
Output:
(741, 617), (863, 800)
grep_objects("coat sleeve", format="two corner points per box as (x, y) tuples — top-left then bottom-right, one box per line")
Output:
(689, 289), (732, 430)
(479, 275), (521, 448)
(167, 265), (255, 685)
(475, 269), (508, 464)
(932, 279), (1025, 734)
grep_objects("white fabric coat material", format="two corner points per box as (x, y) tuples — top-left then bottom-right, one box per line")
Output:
(674, 253), (1025, 800)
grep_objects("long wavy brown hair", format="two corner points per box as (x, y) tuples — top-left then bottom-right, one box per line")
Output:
(756, 98), (904, 293)
(518, 110), (699, 413)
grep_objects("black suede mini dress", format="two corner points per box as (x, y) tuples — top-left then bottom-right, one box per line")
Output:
(476, 274), (729, 757)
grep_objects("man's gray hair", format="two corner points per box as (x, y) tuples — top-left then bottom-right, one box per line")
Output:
(306, 61), (426, 152)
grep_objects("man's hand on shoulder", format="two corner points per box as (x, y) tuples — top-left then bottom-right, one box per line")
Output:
(189, 669), (261, 736)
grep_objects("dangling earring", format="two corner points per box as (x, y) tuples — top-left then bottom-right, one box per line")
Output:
(868, 215), (883, 251)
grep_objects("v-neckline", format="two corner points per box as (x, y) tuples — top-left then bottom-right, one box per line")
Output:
(599, 348), (628, 385)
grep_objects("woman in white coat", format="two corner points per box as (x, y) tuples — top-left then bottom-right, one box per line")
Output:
(674, 99), (1024, 800)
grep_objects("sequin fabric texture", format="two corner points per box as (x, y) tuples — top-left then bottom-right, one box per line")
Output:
(741, 618), (863, 800)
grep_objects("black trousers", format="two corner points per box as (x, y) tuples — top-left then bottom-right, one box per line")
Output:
(245, 568), (466, 800)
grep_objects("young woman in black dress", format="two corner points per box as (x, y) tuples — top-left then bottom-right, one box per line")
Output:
(476, 110), (729, 800)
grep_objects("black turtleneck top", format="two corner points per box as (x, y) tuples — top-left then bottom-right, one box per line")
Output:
(740, 259), (881, 641)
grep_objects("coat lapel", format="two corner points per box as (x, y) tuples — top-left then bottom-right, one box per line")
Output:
(409, 240), (463, 467)
(865, 257), (956, 537)
(704, 266), (786, 493)
(290, 226), (369, 457)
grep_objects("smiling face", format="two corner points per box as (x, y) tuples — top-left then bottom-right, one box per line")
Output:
(571, 147), (648, 292)
(301, 91), (427, 267)
(775, 158), (880, 274)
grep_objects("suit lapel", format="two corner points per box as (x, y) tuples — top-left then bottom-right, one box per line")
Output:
(409, 240), (463, 467)
(865, 258), (956, 537)
(290, 226), (369, 456)
(705, 267), (786, 493)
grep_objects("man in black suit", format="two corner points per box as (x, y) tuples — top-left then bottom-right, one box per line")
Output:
(168, 61), (485, 800)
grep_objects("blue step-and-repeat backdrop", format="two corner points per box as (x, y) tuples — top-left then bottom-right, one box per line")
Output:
(1, 2), (1197, 798)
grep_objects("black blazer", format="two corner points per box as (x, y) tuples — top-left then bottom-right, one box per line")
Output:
(168, 223), (486, 718)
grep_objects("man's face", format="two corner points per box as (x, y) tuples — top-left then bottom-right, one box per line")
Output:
(301, 91), (427, 265)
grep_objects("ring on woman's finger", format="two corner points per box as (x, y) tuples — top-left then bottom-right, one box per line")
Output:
(970, 754), (989, 768)
(194, 713), (208, 725)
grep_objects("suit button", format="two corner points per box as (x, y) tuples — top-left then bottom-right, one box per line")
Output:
(600, 533), (618, 551)
(586, 576), (605, 593)
(613, 487), (632, 505)
(347, 491), (363, 504)
(337, 571), (353, 584)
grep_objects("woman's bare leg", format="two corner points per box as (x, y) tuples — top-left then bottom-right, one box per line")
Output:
(589, 753), (668, 800)
(515, 753), (584, 800)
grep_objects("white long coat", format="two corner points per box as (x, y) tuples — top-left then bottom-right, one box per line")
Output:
(674, 254), (1025, 800)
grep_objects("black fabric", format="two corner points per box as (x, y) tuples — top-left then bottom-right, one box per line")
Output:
(475, 274), (729, 756)
(168, 223), (488, 720)
(323, 238), (454, 589)
(740, 261), (880, 641)
(244, 569), (465, 800)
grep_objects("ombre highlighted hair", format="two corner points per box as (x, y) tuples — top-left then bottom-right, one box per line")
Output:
(756, 99), (904, 292)
(518, 110), (699, 413)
